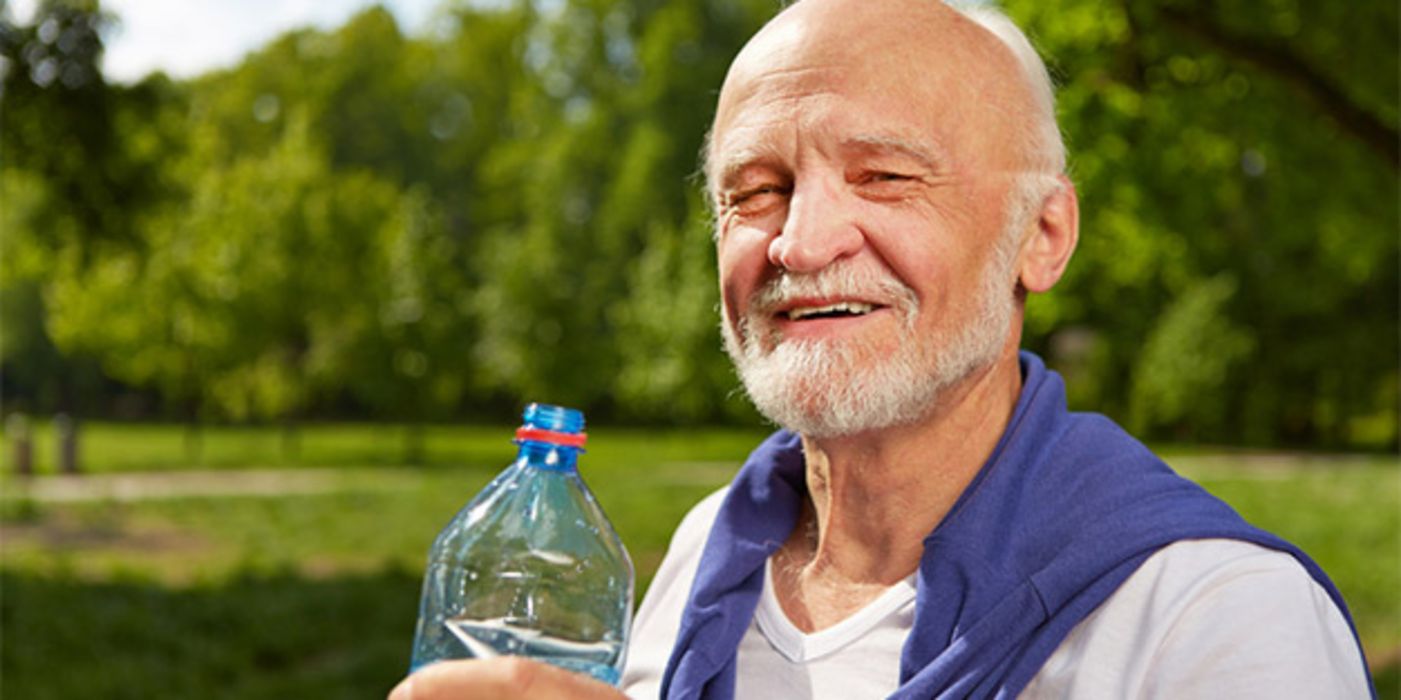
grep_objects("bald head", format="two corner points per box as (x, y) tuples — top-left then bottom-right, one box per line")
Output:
(707, 0), (1062, 197)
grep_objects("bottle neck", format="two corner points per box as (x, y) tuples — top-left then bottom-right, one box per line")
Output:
(515, 440), (581, 472)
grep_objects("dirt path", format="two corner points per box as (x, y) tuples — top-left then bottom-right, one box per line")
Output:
(4, 469), (348, 503)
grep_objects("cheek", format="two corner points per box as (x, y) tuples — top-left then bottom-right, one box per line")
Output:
(857, 199), (992, 308)
(716, 228), (774, 314)
(858, 207), (952, 280)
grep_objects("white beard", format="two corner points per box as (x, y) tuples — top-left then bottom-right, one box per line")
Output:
(721, 230), (1020, 439)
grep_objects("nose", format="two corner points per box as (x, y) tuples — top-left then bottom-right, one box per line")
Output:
(767, 177), (864, 273)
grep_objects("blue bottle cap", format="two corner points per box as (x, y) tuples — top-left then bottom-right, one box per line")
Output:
(516, 403), (587, 448)
(522, 403), (585, 433)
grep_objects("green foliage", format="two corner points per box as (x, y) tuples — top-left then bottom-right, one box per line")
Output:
(1010, 0), (1399, 446)
(0, 0), (180, 415)
(44, 116), (444, 423)
(1129, 275), (1254, 436)
(467, 0), (771, 417)
(0, 0), (132, 247)
(2, 0), (1396, 446)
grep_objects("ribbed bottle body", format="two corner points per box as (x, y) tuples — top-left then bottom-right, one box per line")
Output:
(409, 406), (633, 685)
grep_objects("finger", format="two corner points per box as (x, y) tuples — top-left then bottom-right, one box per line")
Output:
(388, 657), (625, 700)
(387, 674), (413, 700)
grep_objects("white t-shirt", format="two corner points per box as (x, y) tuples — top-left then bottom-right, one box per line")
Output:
(622, 489), (1370, 699)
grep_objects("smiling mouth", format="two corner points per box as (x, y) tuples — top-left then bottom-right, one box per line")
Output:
(782, 301), (880, 321)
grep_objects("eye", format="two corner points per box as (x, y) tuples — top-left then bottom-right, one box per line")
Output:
(853, 170), (923, 200)
(864, 171), (914, 183)
(723, 183), (790, 215)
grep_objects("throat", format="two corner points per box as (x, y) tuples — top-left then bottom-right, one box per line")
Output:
(769, 497), (921, 633)
(771, 539), (906, 633)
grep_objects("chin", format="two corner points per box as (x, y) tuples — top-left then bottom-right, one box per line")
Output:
(729, 336), (939, 438)
(727, 328), (1013, 441)
(723, 278), (1016, 437)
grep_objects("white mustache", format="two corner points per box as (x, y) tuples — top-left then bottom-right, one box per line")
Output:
(750, 266), (919, 321)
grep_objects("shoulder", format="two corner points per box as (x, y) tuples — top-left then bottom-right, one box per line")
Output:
(642, 485), (731, 604)
(668, 487), (730, 552)
(1025, 539), (1371, 699)
(621, 487), (729, 698)
(1098, 539), (1351, 637)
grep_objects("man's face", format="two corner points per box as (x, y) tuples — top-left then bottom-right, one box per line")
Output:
(709, 0), (1039, 438)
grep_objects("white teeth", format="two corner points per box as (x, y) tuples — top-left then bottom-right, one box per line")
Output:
(785, 302), (875, 320)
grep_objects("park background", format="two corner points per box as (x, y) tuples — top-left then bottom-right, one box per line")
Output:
(1, 0), (1397, 696)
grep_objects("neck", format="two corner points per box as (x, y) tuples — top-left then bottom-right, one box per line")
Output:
(772, 344), (1024, 630)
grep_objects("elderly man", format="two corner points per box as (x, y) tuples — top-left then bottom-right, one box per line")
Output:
(390, 0), (1373, 698)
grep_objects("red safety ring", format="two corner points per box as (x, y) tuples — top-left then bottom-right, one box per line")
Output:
(515, 427), (588, 448)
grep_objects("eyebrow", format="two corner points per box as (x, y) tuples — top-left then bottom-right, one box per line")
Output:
(712, 143), (785, 193)
(709, 131), (950, 192)
(839, 133), (948, 173)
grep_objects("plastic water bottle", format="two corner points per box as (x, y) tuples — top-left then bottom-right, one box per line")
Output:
(409, 403), (634, 685)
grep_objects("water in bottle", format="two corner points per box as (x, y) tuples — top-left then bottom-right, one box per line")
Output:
(409, 403), (634, 685)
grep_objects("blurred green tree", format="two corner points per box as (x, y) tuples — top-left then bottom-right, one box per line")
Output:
(45, 116), (445, 457)
(4, 0), (1395, 449)
(0, 0), (178, 423)
(1011, 0), (1398, 446)
(468, 0), (772, 422)
(0, 0), (136, 249)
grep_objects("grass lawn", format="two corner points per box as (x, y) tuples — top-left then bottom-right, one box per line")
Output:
(1, 422), (1397, 698)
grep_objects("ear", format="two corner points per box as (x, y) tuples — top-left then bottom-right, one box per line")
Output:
(1018, 174), (1079, 294)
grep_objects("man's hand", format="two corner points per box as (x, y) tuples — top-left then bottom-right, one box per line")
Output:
(388, 657), (629, 700)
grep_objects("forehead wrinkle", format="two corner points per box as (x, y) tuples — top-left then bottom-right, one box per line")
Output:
(711, 92), (818, 191)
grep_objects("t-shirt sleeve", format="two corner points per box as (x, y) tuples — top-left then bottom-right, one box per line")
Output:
(1023, 539), (1371, 699)
(622, 487), (730, 699)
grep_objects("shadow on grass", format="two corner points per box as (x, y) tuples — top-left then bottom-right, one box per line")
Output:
(1376, 663), (1401, 700)
(1, 567), (421, 700)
